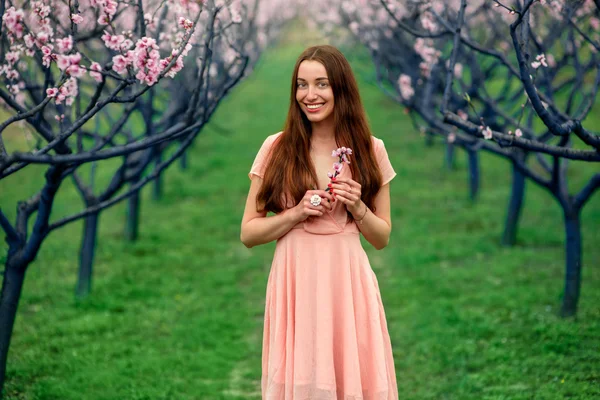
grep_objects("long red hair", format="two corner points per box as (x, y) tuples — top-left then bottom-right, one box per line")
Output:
(256, 45), (383, 217)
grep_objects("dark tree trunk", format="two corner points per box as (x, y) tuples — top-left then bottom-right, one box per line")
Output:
(560, 208), (582, 317)
(466, 148), (479, 202)
(424, 131), (434, 147)
(125, 177), (141, 242)
(444, 142), (455, 170)
(76, 212), (99, 298)
(502, 162), (526, 246)
(179, 150), (188, 170)
(0, 263), (26, 394)
(152, 151), (163, 201)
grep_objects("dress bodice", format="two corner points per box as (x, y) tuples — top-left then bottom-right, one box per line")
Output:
(289, 163), (359, 235)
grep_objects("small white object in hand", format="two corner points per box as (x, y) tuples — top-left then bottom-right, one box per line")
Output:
(310, 194), (322, 207)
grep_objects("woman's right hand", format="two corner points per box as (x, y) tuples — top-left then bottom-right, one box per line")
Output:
(291, 190), (334, 223)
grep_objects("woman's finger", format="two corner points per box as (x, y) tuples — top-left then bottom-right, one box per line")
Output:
(314, 189), (334, 202)
(332, 177), (360, 188)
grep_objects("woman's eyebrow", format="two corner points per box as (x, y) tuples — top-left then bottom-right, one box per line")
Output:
(296, 77), (329, 81)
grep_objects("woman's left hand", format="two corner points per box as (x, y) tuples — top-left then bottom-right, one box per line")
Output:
(328, 177), (363, 216)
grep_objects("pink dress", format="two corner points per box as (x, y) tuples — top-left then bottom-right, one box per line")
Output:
(249, 132), (399, 400)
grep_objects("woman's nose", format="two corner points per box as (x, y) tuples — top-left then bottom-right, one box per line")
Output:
(307, 85), (318, 100)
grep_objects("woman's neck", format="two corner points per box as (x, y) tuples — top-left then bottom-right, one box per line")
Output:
(310, 119), (336, 149)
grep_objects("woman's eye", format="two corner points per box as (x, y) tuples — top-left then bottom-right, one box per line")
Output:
(297, 82), (306, 88)
(318, 82), (328, 88)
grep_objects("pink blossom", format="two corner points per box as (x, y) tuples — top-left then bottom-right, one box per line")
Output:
(333, 162), (343, 173)
(6, 69), (19, 80)
(112, 55), (130, 74)
(398, 74), (414, 100)
(24, 34), (35, 48)
(105, 0), (118, 16)
(135, 69), (147, 83)
(41, 45), (53, 56)
(98, 14), (110, 25)
(591, 17), (600, 31)
(71, 13), (84, 24)
(56, 36), (73, 53)
(89, 62), (103, 82)
(46, 87), (58, 97)
(67, 64), (85, 78)
(8, 84), (20, 95)
(145, 72), (159, 86)
(37, 32), (49, 45)
(103, 32), (126, 51)
(5, 51), (19, 65)
(56, 55), (70, 70)
(121, 39), (134, 51)
(420, 12), (437, 31)
(454, 63), (463, 78)
(457, 110), (468, 120)
(483, 126), (493, 140)
(531, 53), (548, 69)
(515, 128), (523, 137)
(179, 17), (193, 30)
(448, 133), (456, 143)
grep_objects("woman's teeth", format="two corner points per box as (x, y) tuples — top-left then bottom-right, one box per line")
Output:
(306, 104), (323, 109)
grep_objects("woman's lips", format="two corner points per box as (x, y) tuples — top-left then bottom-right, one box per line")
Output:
(305, 103), (324, 113)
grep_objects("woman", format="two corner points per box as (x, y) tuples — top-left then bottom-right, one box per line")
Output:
(240, 45), (398, 400)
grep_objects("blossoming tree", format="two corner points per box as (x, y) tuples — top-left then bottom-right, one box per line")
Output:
(312, 0), (600, 317)
(0, 0), (293, 391)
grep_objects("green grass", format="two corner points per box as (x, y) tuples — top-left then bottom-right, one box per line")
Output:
(1, 28), (599, 399)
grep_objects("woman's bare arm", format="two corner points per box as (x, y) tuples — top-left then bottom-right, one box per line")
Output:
(240, 177), (333, 248)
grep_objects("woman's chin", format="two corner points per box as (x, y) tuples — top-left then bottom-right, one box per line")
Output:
(304, 112), (332, 124)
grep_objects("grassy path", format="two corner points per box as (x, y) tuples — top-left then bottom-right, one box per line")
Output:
(0, 29), (598, 399)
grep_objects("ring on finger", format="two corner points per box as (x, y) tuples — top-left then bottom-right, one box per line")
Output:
(310, 194), (322, 207)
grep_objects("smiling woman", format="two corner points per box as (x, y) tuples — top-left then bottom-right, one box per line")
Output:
(240, 45), (398, 400)
(296, 62), (335, 122)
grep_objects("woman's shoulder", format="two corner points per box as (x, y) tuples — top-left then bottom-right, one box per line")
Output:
(264, 131), (283, 145)
(255, 131), (283, 155)
(370, 135), (385, 152)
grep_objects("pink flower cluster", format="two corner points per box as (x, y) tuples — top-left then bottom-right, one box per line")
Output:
(326, 147), (352, 188)
(414, 38), (441, 78)
(479, 125), (493, 140)
(101, 31), (134, 52)
(531, 53), (548, 69)
(178, 17), (194, 31)
(91, 0), (118, 26)
(508, 129), (523, 137)
(108, 36), (192, 86)
(420, 11), (437, 32)
(398, 74), (414, 100)
(46, 77), (79, 106)
(57, 53), (86, 78)
(2, 7), (25, 39)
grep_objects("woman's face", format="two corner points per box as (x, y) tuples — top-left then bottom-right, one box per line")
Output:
(295, 60), (335, 124)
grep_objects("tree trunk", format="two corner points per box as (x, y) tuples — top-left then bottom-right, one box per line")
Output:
(467, 148), (479, 202)
(444, 142), (455, 170)
(0, 264), (26, 394)
(560, 208), (582, 317)
(424, 132), (434, 147)
(76, 212), (99, 298)
(125, 178), (141, 242)
(179, 150), (188, 171)
(152, 151), (163, 201)
(502, 162), (526, 246)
